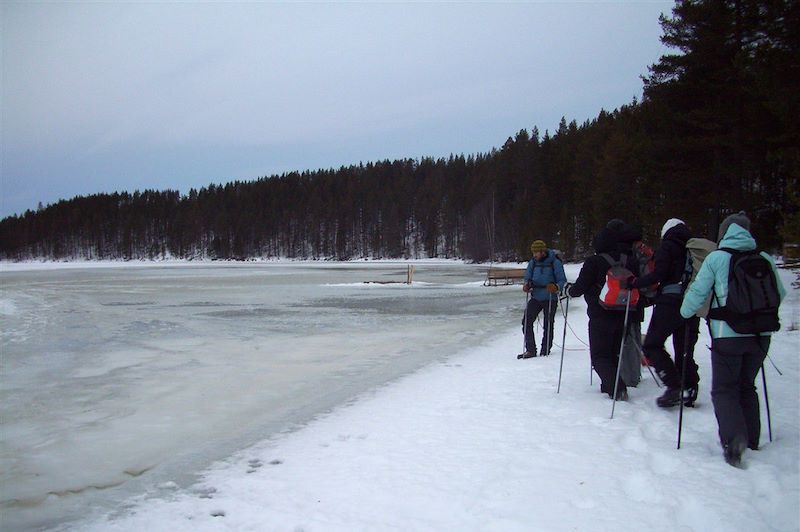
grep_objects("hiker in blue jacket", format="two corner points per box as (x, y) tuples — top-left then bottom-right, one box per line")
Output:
(521, 240), (566, 358)
(680, 212), (786, 467)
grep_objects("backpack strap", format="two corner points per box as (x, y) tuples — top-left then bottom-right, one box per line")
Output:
(600, 253), (622, 268)
(597, 253), (626, 290)
(719, 247), (760, 257)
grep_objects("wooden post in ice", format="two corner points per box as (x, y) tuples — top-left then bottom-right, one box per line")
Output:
(406, 265), (415, 285)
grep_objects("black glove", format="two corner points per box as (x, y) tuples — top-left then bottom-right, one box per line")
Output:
(562, 282), (573, 297)
(623, 276), (637, 289)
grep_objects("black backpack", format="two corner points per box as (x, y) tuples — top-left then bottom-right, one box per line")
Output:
(707, 248), (781, 334)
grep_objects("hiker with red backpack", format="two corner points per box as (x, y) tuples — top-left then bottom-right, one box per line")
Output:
(625, 218), (701, 408)
(520, 240), (566, 358)
(680, 212), (785, 467)
(566, 227), (639, 400)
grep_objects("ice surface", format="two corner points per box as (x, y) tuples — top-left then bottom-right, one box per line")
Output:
(0, 261), (522, 530)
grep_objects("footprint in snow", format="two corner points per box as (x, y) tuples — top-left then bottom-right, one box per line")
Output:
(192, 486), (217, 499)
(247, 459), (263, 473)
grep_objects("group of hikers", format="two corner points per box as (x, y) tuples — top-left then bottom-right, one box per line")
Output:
(519, 212), (786, 467)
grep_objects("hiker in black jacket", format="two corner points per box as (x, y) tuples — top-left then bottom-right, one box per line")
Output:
(626, 218), (700, 408)
(567, 226), (638, 400)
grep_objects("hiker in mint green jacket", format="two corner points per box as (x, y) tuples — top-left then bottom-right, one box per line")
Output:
(680, 212), (786, 467)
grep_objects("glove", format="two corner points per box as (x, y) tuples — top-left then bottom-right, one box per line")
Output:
(623, 276), (637, 289)
(522, 282), (531, 293)
(546, 283), (559, 294)
(562, 282), (573, 297)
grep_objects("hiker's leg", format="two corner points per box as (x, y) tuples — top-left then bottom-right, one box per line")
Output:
(710, 338), (748, 449)
(541, 297), (556, 356)
(525, 298), (543, 354)
(589, 315), (623, 394)
(673, 315), (701, 388)
(739, 337), (769, 449)
(643, 303), (681, 388)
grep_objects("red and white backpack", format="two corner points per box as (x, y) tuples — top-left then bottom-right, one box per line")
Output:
(598, 253), (639, 310)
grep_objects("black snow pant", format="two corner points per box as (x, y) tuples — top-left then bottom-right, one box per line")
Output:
(588, 313), (626, 395)
(711, 336), (769, 451)
(524, 296), (557, 356)
(642, 302), (700, 389)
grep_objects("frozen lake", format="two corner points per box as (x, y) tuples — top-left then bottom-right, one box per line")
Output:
(0, 261), (522, 530)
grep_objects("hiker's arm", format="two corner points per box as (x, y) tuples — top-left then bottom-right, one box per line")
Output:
(631, 244), (672, 288)
(568, 259), (596, 298)
(680, 256), (717, 319)
(555, 259), (567, 290)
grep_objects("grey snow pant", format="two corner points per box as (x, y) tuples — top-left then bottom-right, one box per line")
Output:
(710, 336), (770, 450)
(621, 322), (642, 387)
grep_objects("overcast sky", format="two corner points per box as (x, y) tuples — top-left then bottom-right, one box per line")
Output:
(1, 1), (674, 218)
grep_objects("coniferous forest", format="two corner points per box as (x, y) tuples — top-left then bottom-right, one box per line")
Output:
(2, 0), (798, 262)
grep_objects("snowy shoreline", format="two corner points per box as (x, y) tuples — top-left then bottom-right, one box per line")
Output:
(3, 263), (797, 531)
(75, 270), (799, 532)
(1, 261), (525, 530)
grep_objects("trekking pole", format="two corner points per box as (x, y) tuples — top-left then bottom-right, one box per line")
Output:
(677, 324), (691, 449)
(767, 354), (784, 376)
(557, 295), (570, 393)
(761, 363), (773, 442)
(545, 295), (554, 356)
(610, 295), (632, 419)
(640, 347), (662, 388)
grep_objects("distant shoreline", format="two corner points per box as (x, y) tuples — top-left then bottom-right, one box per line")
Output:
(1, 257), (529, 273)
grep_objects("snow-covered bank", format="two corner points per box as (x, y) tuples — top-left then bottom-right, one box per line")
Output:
(80, 269), (799, 532)
(1, 262), (523, 530)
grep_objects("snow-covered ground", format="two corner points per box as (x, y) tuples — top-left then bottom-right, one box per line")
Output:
(2, 262), (798, 531)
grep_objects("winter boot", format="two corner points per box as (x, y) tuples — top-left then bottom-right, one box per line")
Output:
(683, 385), (699, 407)
(517, 351), (537, 359)
(723, 436), (747, 468)
(609, 387), (628, 401)
(656, 387), (681, 408)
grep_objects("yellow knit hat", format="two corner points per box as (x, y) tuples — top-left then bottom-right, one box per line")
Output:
(530, 240), (547, 253)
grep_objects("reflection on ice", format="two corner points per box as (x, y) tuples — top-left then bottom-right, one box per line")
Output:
(0, 262), (520, 530)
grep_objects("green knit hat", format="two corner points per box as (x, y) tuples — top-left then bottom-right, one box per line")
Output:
(530, 240), (547, 253)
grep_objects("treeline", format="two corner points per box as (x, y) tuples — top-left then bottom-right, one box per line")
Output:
(1, 0), (797, 262)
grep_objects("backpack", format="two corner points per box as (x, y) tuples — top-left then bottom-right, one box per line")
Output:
(707, 248), (781, 334)
(684, 238), (717, 317)
(632, 241), (657, 305)
(598, 253), (640, 311)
